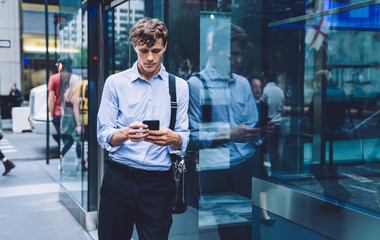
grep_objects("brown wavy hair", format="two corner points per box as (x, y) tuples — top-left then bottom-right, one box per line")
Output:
(130, 18), (168, 47)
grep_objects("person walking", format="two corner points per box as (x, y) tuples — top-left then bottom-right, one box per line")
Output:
(60, 74), (83, 170)
(1, 151), (15, 176)
(48, 58), (72, 144)
(0, 114), (15, 176)
(97, 18), (189, 240)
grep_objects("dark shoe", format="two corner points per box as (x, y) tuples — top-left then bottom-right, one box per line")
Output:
(261, 217), (276, 226)
(3, 160), (15, 176)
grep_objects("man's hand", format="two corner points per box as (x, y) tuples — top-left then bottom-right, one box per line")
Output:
(145, 127), (182, 150)
(109, 121), (149, 147)
(229, 125), (261, 143)
(128, 121), (149, 142)
(261, 120), (275, 136)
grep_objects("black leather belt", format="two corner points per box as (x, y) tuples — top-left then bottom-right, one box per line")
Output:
(105, 160), (171, 176)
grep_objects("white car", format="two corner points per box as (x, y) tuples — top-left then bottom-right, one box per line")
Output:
(29, 84), (58, 138)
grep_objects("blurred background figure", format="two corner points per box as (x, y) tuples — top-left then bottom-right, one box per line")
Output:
(250, 76), (276, 225)
(60, 74), (84, 171)
(260, 70), (285, 173)
(9, 82), (23, 107)
(48, 58), (72, 145)
(308, 70), (352, 204)
(0, 113), (15, 176)
(1, 150), (15, 176)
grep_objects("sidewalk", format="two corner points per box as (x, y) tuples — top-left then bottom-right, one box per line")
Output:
(0, 159), (94, 240)
(0, 119), (94, 240)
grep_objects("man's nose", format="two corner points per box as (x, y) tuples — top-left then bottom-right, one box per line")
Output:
(147, 52), (154, 61)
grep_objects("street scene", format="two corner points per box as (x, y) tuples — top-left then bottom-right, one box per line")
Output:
(0, 119), (94, 240)
(1, 0), (380, 239)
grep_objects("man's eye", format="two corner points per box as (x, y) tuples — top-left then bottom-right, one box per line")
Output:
(152, 50), (160, 53)
(140, 50), (148, 53)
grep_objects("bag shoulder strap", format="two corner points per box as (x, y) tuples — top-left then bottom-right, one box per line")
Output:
(169, 73), (177, 131)
(194, 73), (212, 122)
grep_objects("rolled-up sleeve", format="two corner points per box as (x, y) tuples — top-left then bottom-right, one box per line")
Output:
(168, 78), (190, 153)
(97, 77), (123, 152)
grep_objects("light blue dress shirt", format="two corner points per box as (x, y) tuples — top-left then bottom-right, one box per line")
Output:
(97, 62), (189, 171)
(187, 61), (258, 169)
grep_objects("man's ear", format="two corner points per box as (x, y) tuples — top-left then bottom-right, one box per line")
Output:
(163, 41), (168, 51)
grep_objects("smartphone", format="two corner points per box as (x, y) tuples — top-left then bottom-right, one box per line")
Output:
(263, 117), (272, 124)
(143, 120), (160, 130)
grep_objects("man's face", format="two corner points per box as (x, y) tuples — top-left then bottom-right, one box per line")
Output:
(134, 38), (167, 79)
(251, 79), (262, 100)
(230, 41), (244, 74)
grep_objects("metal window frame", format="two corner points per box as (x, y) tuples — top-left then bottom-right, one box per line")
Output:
(268, 0), (380, 28)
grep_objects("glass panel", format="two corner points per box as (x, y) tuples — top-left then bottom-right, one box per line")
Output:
(59, 0), (88, 210)
(107, 0), (147, 74)
(187, 2), (261, 238)
(272, 3), (380, 215)
(166, 0), (380, 238)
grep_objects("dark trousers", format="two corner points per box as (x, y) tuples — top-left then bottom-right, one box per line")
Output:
(61, 134), (81, 158)
(98, 161), (173, 240)
(52, 115), (60, 136)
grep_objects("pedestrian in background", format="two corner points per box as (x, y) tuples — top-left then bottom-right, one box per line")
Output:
(0, 113), (15, 176)
(97, 18), (189, 240)
(260, 70), (285, 173)
(9, 82), (23, 107)
(60, 74), (83, 169)
(48, 58), (72, 144)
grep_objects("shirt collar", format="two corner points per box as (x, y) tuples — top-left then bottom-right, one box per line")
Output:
(204, 60), (236, 83)
(130, 61), (167, 82)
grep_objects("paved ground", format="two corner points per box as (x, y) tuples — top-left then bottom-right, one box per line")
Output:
(0, 119), (94, 240)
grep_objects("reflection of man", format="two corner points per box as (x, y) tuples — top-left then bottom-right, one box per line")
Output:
(188, 24), (265, 198)
(97, 18), (189, 240)
(260, 70), (285, 172)
(48, 59), (71, 142)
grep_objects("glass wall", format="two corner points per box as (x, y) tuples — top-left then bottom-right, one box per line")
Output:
(163, 0), (380, 239)
(59, 0), (89, 210)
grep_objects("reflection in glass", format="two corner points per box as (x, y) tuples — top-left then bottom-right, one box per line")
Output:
(59, 0), (88, 210)
(174, 1), (380, 238)
(188, 14), (261, 238)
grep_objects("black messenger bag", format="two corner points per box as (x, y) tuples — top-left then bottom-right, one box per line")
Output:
(168, 73), (187, 214)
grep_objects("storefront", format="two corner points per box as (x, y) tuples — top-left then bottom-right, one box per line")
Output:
(58, 0), (380, 238)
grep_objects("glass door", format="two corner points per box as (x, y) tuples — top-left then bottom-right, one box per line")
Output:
(59, 0), (89, 210)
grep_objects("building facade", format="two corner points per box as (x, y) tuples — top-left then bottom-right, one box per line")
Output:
(0, 0), (22, 95)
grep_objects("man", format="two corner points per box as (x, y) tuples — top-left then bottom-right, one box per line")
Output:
(9, 82), (23, 107)
(260, 70), (285, 172)
(97, 18), (189, 240)
(48, 59), (71, 143)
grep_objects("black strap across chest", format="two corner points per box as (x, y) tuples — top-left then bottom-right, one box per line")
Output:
(168, 73), (177, 131)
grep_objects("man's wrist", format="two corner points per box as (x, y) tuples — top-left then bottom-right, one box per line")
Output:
(169, 132), (182, 150)
(123, 127), (130, 141)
